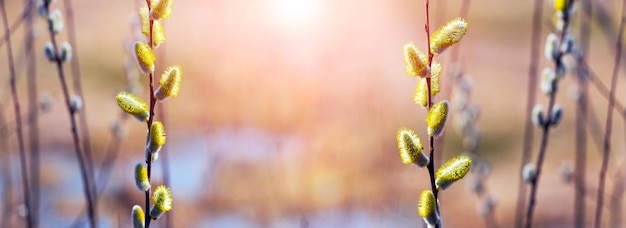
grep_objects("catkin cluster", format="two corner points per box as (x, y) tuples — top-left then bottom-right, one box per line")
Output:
(521, 1), (577, 227)
(396, 17), (472, 227)
(39, 1), (73, 64)
(115, 0), (181, 227)
(525, 0), (573, 183)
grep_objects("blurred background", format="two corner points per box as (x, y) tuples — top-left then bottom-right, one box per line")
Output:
(1, 0), (626, 227)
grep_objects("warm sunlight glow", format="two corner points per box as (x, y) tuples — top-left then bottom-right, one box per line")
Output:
(270, 0), (321, 30)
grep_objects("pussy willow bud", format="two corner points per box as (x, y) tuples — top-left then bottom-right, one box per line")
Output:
(134, 42), (155, 74)
(37, 1), (47, 18)
(558, 161), (573, 183)
(151, 0), (173, 20)
(140, 6), (150, 38)
(540, 68), (557, 94)
(150, 185), (173, 219)
(153, 20), (166, 48)
(531, 104), (546, 128)
(556, 17), (565, 33)
(116, 92), (149, 122)
(478, 196), (496, 216)
(435, 154), (472, 190)
(560, 35), (574, 54)
(29, 27), (39, 39)
(522, 163), (537, 183)
(403, 42), (428, 77)
(550, 104), (563, 127)
(556, 62), (566, 78)
(48, 9), (63, 33)
(463, 134), (479, 152)
(155, 65), (182, 101)
(146, 121), (166, 162)
(473, 160), (491, 178)
(396, 127), (429, 167)
(414, 63), (442, 108)
(111, 121), (127, 139)
(134, 162), (150, 191)
(569, 85), (582, 101)
(426, 100), (450, 137)
(44, 42), (56, 61)
(131, 205), (145, 228)
(544, 33), (559, 61)
(69, 94), (82, 113)
(554, 0), (570, 12)
(468, 177), (484, 194)
(60, 42), (72, 62)
(430, 17), (468, 55)
(40, 92), (54, 112)
(417, 190), (439, 226)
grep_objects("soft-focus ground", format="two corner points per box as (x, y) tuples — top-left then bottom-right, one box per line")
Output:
(1, 0), (626, 227)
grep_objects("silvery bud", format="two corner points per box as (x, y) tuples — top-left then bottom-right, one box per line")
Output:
(522, 163), (537, 183)
(550, 104), (563, 127)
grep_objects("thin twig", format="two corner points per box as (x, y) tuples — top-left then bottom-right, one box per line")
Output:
(514, 0), (542, 226)
(573, 0), (592, 226)
(68, 114), (129, 228)
(64, 0), (97, 210)
(616, 119), (626, 227)
(609, 169), (625, 227)
(594, 0), (625, 225)
(584, 63), (626, 116)
(524, 1), (575, 226)
(0, 0), (31, 226)
(0, 0), (33, 48)
(576, 60), (626, 154)
(422, 0), (441, 227)
(524, 79), (558, 228)
(0, 112), (38, 135)
(43, 1), (97, 226)
(145, 1), (156, 226)
(23, 0), (39, 226)
(0, 99), (14, 227)
(582, 0), (626, 73)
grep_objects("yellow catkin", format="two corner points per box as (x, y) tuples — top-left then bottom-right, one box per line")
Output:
(426, 100), (449, 137)
(430, 18), (468, 55)
(140, 6), (150, 38)
(403, 42), (429, 77)
(116, 92), (149, 122)
(418, 190), (438, 225)
(134, 42), (155, 74)
(152, 20), (166, 47)
(151, 0), (173, 20)
(150, 121), (167, 147)
(139, 5), (166, 47)
(150, 185), (173, 219)
(435, 154), (472, 190)
(553, 0), (569, 12)
(131, 205), (145, 228)
(155, 64), (182, 100)
(153, 185), (172, 211)
(413, 62), (442, 108)
(48, 9), (64, 33)
(134, 163), (150, 191)
(396, 127), (428, 167)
